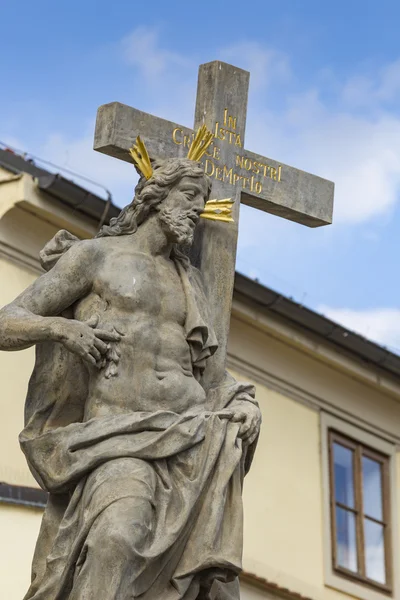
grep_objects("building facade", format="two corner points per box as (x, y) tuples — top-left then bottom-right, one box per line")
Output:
(0, 149), (399, 600)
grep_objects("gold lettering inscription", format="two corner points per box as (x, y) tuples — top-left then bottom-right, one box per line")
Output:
(172, 128), (183, 145)
(236, 155), (244, 169)
(172, 128), (221, 161)
(223, 165), (233, 184)
(171, 123), (282, 196)
(215, 121), (241, 146)
(243, 158), (252, 171)
(223, 108), (237, 131)
(205, 159), (215, 177)
(183, 135), (192, 149)
(235, 154), (282, 184)
(228, 115), (237, 130)
(203, 159), (264, 194)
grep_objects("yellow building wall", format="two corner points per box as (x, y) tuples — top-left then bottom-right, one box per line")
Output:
(0, 256), (37, 487)
(240, 583), (270, 600)
(0, 505), (41, 599)
(237, 375), (324, 597)
(0, 199), (56, 597)
(228, 310), (400, 600)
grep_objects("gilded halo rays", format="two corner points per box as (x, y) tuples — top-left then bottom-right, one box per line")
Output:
(128, 126), (234, 223)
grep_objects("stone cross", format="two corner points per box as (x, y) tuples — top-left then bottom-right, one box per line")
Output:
(94, 61), (334, 387)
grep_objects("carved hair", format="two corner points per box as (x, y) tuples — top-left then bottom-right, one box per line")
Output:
(96, 158), (211, 238)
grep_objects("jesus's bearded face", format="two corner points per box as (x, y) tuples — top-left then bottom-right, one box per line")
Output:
(157, 175), (209, 246)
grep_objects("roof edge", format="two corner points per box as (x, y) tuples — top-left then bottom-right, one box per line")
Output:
(240, 572), (315, 600)
(234, 272), (400, 382)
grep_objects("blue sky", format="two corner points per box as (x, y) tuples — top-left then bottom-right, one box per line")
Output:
(2, 0), (400, 350)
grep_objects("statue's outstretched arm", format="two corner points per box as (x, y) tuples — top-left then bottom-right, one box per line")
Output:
(0, 240), (120, 366)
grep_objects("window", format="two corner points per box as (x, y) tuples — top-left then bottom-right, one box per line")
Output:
(329, 430), (392, 593)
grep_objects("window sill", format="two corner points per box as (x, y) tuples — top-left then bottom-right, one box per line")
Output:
(326, 569), (392, 600)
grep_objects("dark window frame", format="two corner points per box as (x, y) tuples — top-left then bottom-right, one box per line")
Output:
(328, 430), (392, 595)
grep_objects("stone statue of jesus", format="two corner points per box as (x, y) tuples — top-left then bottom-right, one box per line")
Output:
(0, 156), (261, 600)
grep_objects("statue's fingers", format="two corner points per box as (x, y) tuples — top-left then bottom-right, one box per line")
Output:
(217, 410), (233, 419)
(94, 329), (122, 342)
(93, 338), (108, 354)
(230, 411), (247, 423)
(244, 421), (261, 441)
(242, 424), (255, 440)
(238, 421), (251, 437)
(82, 352), (97, 367)
(89, 346), (101, 362)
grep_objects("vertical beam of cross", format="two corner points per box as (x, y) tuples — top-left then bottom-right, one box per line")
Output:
(190, 63), (250, 388)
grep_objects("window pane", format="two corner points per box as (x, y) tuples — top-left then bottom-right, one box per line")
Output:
(362, 457), (383, 521)
(364, 519), (386, 584)
(336, 507), (358, 572)
(333, 443), (355, 508)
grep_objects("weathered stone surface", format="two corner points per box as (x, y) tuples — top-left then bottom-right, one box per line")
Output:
(190, 61), (249, 387)
(94, 102), (193, 163)
(240, 149), (334, 227)
(0, 159), (261, 599)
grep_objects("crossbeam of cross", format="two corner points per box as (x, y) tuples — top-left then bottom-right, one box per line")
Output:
(94, 61), (334, 387)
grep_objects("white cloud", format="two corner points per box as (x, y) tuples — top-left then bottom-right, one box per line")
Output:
(341, 59), (400, 108)
(299, 112), (400, 224)
(318, 306), (400, 351)
(121, 26), (190, 82)
(341, 75), (375, 108)
(219, 41), (291, 91)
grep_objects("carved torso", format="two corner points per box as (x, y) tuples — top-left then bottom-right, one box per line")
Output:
(74, 236), (206, 420)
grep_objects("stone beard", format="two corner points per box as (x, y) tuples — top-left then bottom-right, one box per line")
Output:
(158, 205), (197, 246)
(0, 157), (261, 600)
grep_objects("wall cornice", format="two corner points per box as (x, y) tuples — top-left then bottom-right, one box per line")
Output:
(231, 301), (400, 405)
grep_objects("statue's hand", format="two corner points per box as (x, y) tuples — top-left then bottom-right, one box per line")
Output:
(56, 315), (121, 367)
(228, 402), (262, 446)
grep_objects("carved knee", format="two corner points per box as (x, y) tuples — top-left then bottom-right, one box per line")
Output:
(91, 498), (153, 559)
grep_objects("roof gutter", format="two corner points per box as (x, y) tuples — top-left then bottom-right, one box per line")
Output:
(234, 273), (400, 381)
(35, 174), (119, 227)
(0, 148), (120, 229)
